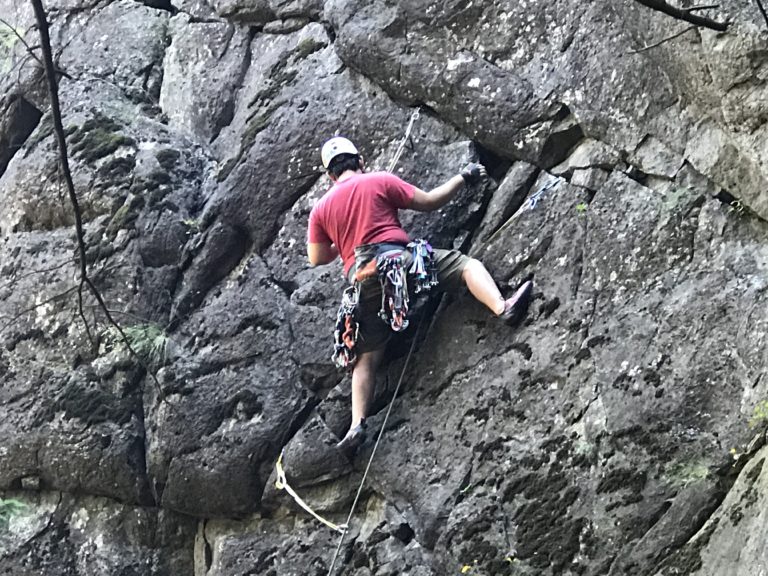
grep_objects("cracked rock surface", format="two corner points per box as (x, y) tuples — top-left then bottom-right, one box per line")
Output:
(2, 0), (768, 575)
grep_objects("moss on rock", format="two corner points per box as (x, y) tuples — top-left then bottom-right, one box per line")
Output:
(69, 114), (135, 163)
(155, 148), (180, 171)
(106, 194), (144, 240)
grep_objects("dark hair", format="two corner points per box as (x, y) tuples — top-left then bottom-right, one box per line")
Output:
(327, 153), (361, 178)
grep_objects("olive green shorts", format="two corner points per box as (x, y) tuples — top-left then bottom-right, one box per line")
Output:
(350, 245), (470, 354)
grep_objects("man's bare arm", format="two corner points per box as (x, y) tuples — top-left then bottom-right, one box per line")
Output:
(408, 164), (487, 212)
(307, 242), (339, 265)
(409, 175), (465, 212)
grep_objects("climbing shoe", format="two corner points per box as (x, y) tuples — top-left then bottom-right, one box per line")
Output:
(500, 280), (533, 326)
(336, 419), (367, 458)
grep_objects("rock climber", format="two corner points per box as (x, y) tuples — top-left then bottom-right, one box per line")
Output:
(307, 136), (533, 455)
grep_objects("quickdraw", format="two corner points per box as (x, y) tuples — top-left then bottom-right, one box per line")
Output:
(406, 239), (438, 294)
(377, 253), (409, 332)
(331, 284), (360, 369)
(483, 176), (564, 247)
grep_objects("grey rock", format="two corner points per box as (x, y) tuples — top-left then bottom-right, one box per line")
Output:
(0, 95), (42, 178)
(211, 0), (321, 23)
(665, 444), (768, 576)
(470, 161), (539, 250)
(552, 138), (623, 178)
(0, 491), (195, 576)
(159, 15), (250, 143)
(55, 0), (170, 103)
(6, 0), (768, 574)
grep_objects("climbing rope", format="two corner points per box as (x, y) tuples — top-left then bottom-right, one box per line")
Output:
(275, 451), (347, 533)
(386, 107), (421, 173)
(275, 106), (425, 551)
(483, 175), (564, 247)
(326, 312), (427, 576)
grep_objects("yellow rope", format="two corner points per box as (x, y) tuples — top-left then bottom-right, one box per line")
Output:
(274, 451), (347, 534)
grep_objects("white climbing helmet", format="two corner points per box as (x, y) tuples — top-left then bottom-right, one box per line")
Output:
(321, 136), (359, 169)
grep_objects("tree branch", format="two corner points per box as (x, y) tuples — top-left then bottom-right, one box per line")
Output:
(0, 17), (43, 68)
(628, 25), (697, 54)
(0, 16), (71, 79)
(634, 0), (729, 31)
(29, 0), (167, 400)
(0, 258), (76, 292)
(753, 0), (768, 30)
(685, 4), (719, 12)
(0, 285), (78, 335)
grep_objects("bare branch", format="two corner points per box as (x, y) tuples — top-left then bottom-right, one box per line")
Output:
(77, 279), (95, 347)
(0, 258), (76, 292)
(0, 17), (43, 68)
(84, 305), (163, 325)
(628, 25), (697, 53)
(0, 16), (71, 79)
(0, 285), (78, 334)
(634, 0), (729, 31)
(29, 0), (167, 399)
(685, 4), (719, 12)
(753, 0), (768, 30)
(0, 262), (120, 336)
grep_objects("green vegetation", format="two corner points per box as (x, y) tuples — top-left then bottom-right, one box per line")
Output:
(98, 155), (136, 179)
(664, 460), (710, 488)
(294, 37), (325, 60)
(105, 194), (144, 240)
(575, 202), (588, 214)
(110, 323), (169, 367)
(182, 218), (200, 233)
(749, 400), (768, 428)
(0, 498), (26, 529)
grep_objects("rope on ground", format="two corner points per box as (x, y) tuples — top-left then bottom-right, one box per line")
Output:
(326, 312), (426, 576)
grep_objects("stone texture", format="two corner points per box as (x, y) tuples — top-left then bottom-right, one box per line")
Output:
(655, 441), (768, 576)
(3, 0), (768, 574)
(0, 491), (195, 576)
(159, 16), (250, 143)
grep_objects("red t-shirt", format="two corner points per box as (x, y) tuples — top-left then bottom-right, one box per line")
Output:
(308, 172), (416, 275)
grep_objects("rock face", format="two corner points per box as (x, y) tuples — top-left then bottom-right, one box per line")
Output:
(2, 0), (768, 575)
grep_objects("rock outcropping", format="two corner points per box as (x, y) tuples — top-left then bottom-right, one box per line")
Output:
(2, 0), (768, 574)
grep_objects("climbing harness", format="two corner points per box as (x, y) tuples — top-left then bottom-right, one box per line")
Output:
(373, 239), (439, 332)
(332, 285), (361, 369)
(274, 451), (347, 534)
(484, 176), (564, 247)
(329, 107), (425, 369)
(332, 239), (438, 369)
